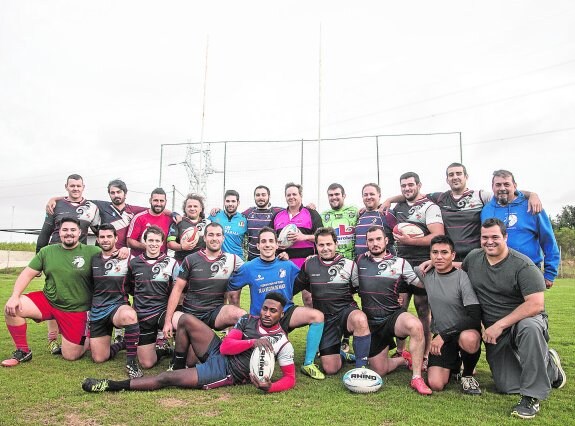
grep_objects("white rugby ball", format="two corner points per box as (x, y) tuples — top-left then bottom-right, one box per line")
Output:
(180, 226), (200, 246)
(250, 346), (275, 382)
(342, 368), (383, 393)
(277, 224), (299, 248)
(393, 222), (424, 238)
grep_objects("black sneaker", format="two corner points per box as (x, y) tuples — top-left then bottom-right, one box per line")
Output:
(461, 376), (482, 395)
(341, 337), (350, 353)
(114, 334), (124, 345)
(82, 378), (110, 393)
(511, 395), (540, 419)
(1, 349), (33, 367)
(125, 359), (143, 379)
(549, 348), (566, 389)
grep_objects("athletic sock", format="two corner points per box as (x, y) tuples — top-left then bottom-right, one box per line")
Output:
(172, 351), (187, 370)
(108, 379), (131, 391)
(461, 347), (481, 376)
(303, 322), (324, 365)
(47, 330), (59, 342)
(124, 323), (139, 359)
(8, 324), (30, 352)
(352, 334), (371, 368)
(108, 340), (126, 360)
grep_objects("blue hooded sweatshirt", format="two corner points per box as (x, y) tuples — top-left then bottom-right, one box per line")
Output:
(481, 191), (559, 281)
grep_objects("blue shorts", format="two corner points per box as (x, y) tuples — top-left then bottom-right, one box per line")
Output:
(195, 336), (234, 389)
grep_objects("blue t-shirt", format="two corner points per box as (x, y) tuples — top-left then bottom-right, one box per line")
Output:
(208, 210), (248, 258)
(227, 257), (300, 315)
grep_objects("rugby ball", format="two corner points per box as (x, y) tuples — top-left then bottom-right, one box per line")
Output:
(250, 346), (275, 382)
(393, 222), (424, 238)
(343, 368), (383, 393)
(180, 226), (200, 246)
(277, 224), (299, 248)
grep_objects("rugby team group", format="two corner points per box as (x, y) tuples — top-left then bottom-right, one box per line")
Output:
(2, 163), (567, 419)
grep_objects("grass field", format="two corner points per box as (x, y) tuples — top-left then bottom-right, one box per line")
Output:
(0, 273), (573, 426)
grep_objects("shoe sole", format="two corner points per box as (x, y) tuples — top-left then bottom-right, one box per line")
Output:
(300, 367), (325, 380)
(549, 348), (566, 389)
(511, 411), (537, 420)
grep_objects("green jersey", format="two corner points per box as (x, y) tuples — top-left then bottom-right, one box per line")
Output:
(321, 205), (358, 260)
(29, 243), (101, 312)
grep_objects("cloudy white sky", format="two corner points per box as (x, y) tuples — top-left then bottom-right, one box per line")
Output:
(1, 1), (574, 242)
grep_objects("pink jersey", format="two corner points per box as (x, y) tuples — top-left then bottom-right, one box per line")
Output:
(127, 210), (172, 256)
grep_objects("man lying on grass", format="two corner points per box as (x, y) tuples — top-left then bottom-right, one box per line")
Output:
(82, 292), (296, 393)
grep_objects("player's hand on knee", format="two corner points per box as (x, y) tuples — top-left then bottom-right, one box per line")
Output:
(4, 296), (22, 317)
(430, 335), (444, 356)
(162, 323), (174, 339)
(250, 373), (272, 391)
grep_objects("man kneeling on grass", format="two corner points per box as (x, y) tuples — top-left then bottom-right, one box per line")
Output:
(82, 292), (296, 393)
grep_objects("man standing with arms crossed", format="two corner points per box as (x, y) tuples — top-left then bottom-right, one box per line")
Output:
(354, 183), (394, 257)
(3, 217), (101, 366)
(462, 219), (565, 419)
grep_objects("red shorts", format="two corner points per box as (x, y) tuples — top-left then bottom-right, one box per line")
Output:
(26, 291), (88, 346)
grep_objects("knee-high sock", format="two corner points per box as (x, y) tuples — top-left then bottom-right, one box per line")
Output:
(108, 340), (126, 360)
(124, 323), (139, 361)
(461, 347), (481, 376)
(8, 324), (29, 352)
(303, 322), (324, 366)
(352, 334), (371, 368)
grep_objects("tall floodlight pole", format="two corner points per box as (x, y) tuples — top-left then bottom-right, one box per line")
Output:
(198, 36), (209, 196)
(317, 24), (322, 206)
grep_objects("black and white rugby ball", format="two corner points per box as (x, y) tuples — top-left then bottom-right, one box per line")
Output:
(342, 368), (383, 393)
(250, 346), (275, 382)
(277, 224), (299, 248)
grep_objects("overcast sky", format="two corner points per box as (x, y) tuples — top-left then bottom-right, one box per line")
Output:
(1, 1), (574, 242)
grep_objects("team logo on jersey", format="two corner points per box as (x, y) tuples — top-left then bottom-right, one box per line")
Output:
(327, 258), (349, 281)
(376, 259), (395, 276)
(76, 201), (96, 220)
(210, 254), (232, 278)
(72, 256), (85, 268)
(507, 213), (518, 227)
(279, 269), (286, 278)
(324, 214), (331, 221)
(104, 258), (128, 275)
(238, 221), (245, 227)
(348, 211), (356, 219)
(151, 257), (173, 281)
(255, 274), (264, 281)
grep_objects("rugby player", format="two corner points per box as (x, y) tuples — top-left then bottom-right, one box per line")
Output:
(127, 188), (172, 257)
(167, 193), (209, 263)
(163, 222), (246, 366)
(82, 292), (296, 394)
(228, 227), (326, 380)
(126, 226), (177, 368)
(413, 235), (482, 395)
(354, 183), (394, 257)
(293, 227), (371, 374)
(270, 182), (323, 308)
(3, 217), (101, 366)
(392, 172), (444, 364)
(321, 183), (358, 260)
(208, 189), (248, 258)
(462, 219), (565, 419)
(89, 223), (142, 379)
(356, 226), (432, 395)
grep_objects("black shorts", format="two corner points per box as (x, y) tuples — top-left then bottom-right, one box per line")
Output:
(319, 306), (358, 356)
(186, 305), (224, 330)
(368, 309), (407, 358)
(427, 334), (462, 371)
(279, 305), (298, 333)
(89, 305), (123, 338)
(138, 311), (166, 345)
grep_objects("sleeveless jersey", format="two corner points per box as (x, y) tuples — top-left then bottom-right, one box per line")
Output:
(243, 206), (283, 260)
(356, 253), (419, 324)
(321, 205), (358, 260)
(90, 253), (130, 321)
(178, 250), (243, 317)
(92, 200), (147, 248)
(392, 197), (443, 264)
(127, 253), (177, 320)
(36, 198), (100, 251)
(354, 210), (394, 257)
(294, 255), (358, 315)
(427, 190), (491, 259)
(167, 217), (210, 261)
(227, 315), (294, 384)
